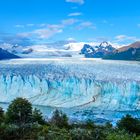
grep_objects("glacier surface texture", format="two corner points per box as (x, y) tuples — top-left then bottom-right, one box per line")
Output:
(0, 58), (140, 123)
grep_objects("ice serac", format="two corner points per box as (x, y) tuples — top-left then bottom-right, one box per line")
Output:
(0, 59), (140, 112)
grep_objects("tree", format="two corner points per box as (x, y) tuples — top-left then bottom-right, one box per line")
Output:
(117, 114), (140, 135)
(50, 110), (69, 128)
(107, 130), (136, 140)
(0, 107), (4, 124)
(6, 98), (32, 125)
(84, 120), (95, 129)
(70, 128), (94, 140)
(32, 108), (46, 125)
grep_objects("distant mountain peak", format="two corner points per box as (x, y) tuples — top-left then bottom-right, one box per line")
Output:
(100, 41), (109, 47)
(0, 48), (20, 60)
(118, 41), (140, 52)
(104, 41), (140, 61)
(80, 42), (115, 58)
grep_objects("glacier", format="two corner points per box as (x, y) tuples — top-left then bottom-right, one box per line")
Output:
(0, 58), (140, 123)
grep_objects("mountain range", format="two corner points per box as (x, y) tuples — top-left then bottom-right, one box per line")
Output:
(0, 48), (20, 60)
(103, 41), (140, 61)
(80, 41), (115, 58)
(0, 41), (140, 61)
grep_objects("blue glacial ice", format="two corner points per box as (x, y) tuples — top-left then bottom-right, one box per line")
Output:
(0, 58), (140, 123)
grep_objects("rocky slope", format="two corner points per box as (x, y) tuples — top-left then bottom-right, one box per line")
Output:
(80, 41), (115, 58)
(0, 48), (20, 60)
(104, 41), (140, 61)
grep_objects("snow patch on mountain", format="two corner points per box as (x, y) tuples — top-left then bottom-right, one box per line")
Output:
(0, 41), (123, 58)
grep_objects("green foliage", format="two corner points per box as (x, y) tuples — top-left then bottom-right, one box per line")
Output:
(6, 98), (32, 125)
(32, 108), (46, 125)
(0, 107), (4, 124)
(106, 130), (137, 140)
(50, 109), (69, 128)
(83, 120), (95, 129)
(92, 127), (107, 140)
(46, 126), (71, 140)
(1, 98), (140, 140)
(70, 128), (93, 140)
(117, 114), (140, 135)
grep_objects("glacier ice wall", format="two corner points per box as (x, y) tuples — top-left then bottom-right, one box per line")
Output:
(0, 59), (140, 112)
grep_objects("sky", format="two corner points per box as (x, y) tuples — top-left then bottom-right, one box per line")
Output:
(0, 0), (140, 46)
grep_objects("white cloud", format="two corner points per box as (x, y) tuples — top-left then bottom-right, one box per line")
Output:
(62, 18), (79, 25)
(39, 23), (47, 27)
(18, 23), (63, 39)
(68, 12), (82, 17)
(15, 25), (25, 28)
(17, 20), (96, 40)
(26, 24), (34, 27)
(115, 35), (139, 42)
(33, 28), (63, 39)
(77, 21), (96, 30)
(17, 32), (31, 38)
(115, 35), (127, 41)
(66, 37), (76, 42)
(66, 0), (84, 5)
(47, 24), (63, 29)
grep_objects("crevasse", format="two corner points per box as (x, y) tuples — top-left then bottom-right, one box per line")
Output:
(0, 59), (140, 113)
(0, 74), (140, 111)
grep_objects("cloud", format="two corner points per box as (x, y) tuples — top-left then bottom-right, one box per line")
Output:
(77, 21), (96, 30)
(88, 37), (110, 42)
(115, 35), (127, 41)
(34, 24), (64, 39)
(66, 37), (76, 42)
(15, 25), (25, 28)
(26, 24), (34, 27)
(68, 12), (82, 17)
(17, 32), (32, 38)
(39, 23), (47, 27)
(66, 0), (84, 5)
(33, 28), (63, 39)
(16, 20), (96, 41)
(0, 33), (33, 46)
(18, 23), (63, 40)
(16, 19), (78, 41)
(115, 35), (140, 42)
(47, 24), (63, 29)
(62, 18), (79, 25)
(13, 18), (96, 43)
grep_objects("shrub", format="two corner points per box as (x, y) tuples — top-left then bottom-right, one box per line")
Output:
(117, 114), (140, 135)
(32, 108), (46, 125)
(0, 107), (4, 124)
(50, 109), (69, 128)
(106, 130), (136, 140)
(6, 98), (32, 125)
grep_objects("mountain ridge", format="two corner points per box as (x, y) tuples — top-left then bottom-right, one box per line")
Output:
(80, 41), (116, 58)
(104, 41), (140, 61)
(0, 48), (20, 60)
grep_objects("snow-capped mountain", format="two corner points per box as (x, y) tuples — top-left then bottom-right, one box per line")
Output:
(80, 44), (95, 58)
(0, 48), (20, 60)
(104, 41), (140, 61)
(80, 41), (116, 58)
(0, 41), (117, 58)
